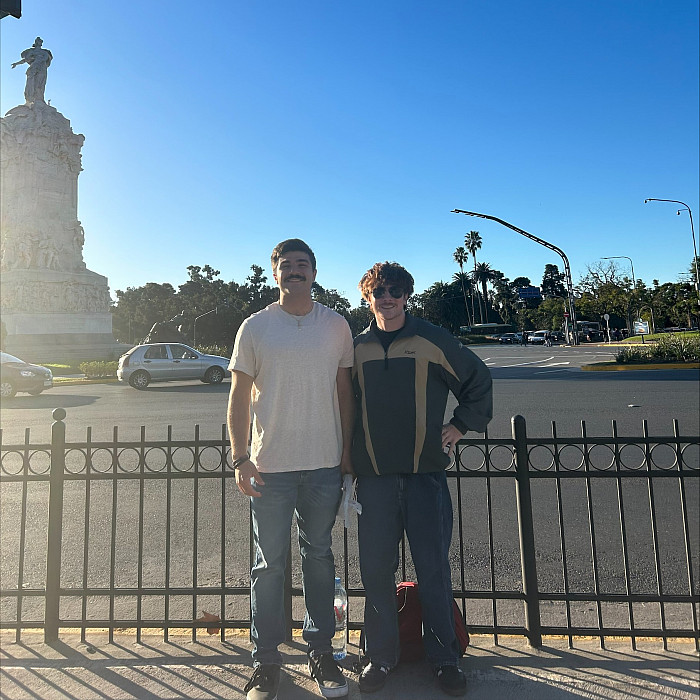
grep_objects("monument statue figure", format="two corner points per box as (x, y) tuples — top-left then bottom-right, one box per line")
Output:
(11, 37), (53, 105)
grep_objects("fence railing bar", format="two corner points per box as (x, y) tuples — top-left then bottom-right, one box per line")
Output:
(45, 409), (66, 643)
(551, 421), (574, 649)
(581, 420), (605, 649)
(136, 425), (146, 645)
(108, 425), (119, 644)
(12, 428), (31, 643)
(513, 415), (541, 648)
(612, 419), (637, 651)
(644, 420), (669, 651)
(192, 424), (200, 644)
(454, 443), (466, 630)
(674, 419), (700, 653)
(164, 424), (173, 644)
(484, 445), (498, 646)
(219, 422), (227, 644)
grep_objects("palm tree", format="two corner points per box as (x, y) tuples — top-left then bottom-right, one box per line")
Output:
(473, 262), (496, 322)
(464, 231), (483, 322)
(453, 247), (472, 327)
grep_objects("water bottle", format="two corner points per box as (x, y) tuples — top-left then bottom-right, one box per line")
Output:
(332, 576), (347, 660)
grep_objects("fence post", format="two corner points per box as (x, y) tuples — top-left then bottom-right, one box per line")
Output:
(512, 414), (542, 647)
(45, 408), (66, 643)
(284, 536), (293, 642)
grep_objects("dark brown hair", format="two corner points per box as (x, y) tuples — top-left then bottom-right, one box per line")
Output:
(270, 238), (316, 271)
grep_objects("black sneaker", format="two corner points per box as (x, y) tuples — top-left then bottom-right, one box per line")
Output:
(358, 662), (392, 693)
(244, 664), (280, 700)
(308, 652), (349, 698)
(436, 664), (467, 697)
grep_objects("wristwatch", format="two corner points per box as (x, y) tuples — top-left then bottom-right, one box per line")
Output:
(232, 455), (250, 469)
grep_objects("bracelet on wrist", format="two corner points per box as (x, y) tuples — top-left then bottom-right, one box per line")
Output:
(232, 455), (250, 470)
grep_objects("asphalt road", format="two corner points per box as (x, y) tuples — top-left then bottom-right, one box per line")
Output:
(1, 344), (698, 441)
(1, 345), (698, 632)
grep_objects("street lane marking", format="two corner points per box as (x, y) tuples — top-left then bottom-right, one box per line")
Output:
(534, 369), (570, 374)
(542, 362), (571, 367)
(501, 356), (555, 368)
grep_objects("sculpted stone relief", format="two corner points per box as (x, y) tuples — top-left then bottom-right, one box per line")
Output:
(1, 279), (110, 314)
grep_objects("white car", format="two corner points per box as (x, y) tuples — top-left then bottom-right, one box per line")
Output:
(117, 343), (230, 389)
(529, 330), (549, 345)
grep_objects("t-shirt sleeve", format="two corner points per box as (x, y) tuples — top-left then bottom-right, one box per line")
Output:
(228, 320), (256, 377)
(339, 320), (354, 368)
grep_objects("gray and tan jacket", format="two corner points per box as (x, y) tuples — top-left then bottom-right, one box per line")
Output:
(352, 314), (493, 477)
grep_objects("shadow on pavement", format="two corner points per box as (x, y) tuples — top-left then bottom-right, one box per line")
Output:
(0, 634), (697, 700)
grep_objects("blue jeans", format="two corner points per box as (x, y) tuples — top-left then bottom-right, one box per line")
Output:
(249, 466), (341, 666)
(357, 471), (459, 668)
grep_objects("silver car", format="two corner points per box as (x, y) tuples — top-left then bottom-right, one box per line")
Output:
(117, 343), (230, 389)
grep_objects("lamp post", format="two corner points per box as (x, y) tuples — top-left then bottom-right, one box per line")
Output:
(602, 255), (636, 336)
(644, 198), (699, 302)
(451, 209), (579, 344)
(601, 256), (636, 289)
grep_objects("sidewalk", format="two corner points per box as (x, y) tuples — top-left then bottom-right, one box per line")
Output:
(1, 632), (697, 699)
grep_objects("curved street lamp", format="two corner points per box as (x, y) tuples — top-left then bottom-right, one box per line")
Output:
(644, 198), (699, 302)
(451, 209), (579, 344)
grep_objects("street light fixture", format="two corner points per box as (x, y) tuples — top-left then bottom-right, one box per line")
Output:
(644, 198), (699, 302)
(451, 209), (579, 344)
(602, 255), (636, 336)
(601, 256), (636, 289)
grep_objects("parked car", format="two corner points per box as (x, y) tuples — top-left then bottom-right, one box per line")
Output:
(0, 352), (53, 398)
(498, 333), (520, 344)
(117, 343), (231, 389)
(529, 330), (551, 345)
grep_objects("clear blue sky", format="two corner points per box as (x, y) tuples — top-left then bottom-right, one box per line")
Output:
(2, 0), (698, 307)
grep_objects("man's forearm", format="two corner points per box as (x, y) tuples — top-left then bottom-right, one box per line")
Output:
(227, 371), (253, 459)
(336, 367), (355, 458)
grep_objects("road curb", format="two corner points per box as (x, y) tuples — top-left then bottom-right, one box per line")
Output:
(52, 377), (119, 386)
(581, 362), (700, 371)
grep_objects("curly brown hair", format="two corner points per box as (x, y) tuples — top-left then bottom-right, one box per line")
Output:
(358, 262), (414, 301)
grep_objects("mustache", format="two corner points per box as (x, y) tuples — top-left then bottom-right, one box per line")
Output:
(284, 275), (306, 282)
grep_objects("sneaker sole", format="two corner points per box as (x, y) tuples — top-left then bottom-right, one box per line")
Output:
(307, 663), (348, 698)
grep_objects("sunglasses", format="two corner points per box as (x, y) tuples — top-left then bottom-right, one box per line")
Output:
(371, 286), (405, 299)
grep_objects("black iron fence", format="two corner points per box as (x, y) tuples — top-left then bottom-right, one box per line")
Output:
(1, 409), (698, 651)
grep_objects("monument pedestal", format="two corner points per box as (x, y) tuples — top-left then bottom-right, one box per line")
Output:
(0, 268), (118, 361)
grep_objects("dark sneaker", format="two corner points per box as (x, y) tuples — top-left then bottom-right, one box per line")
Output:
(436, 664), (467, 697)
(358, 662), (392, 693)
(244, 664), (280, 700)
(308, 652), (349, 698)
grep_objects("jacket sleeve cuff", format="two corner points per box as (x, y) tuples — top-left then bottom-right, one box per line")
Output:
(450, 417), (468, 435)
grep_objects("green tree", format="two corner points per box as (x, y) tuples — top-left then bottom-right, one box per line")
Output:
(453, 246), (473, 326)
(464, 231), (483, 323)
(541, 264), (566, 298)
(311, 282), (351, 317)
(111, 282), (178, 343)
(473, 261), (496, 322)
(348, 299), (374, 336)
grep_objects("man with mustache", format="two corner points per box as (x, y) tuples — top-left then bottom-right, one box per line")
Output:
(228, 239), (354, 700)
(352, 262), (492, 697)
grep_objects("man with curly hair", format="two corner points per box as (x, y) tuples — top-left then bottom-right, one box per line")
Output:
(352, 262), (492, 697)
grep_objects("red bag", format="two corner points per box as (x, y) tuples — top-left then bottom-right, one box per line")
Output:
(396, 581), (469, 663)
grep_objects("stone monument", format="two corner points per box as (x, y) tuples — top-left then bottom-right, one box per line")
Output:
(1, 37), (118, 361)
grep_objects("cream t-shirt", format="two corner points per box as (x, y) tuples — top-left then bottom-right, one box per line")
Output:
(229, 302), (354, 473)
